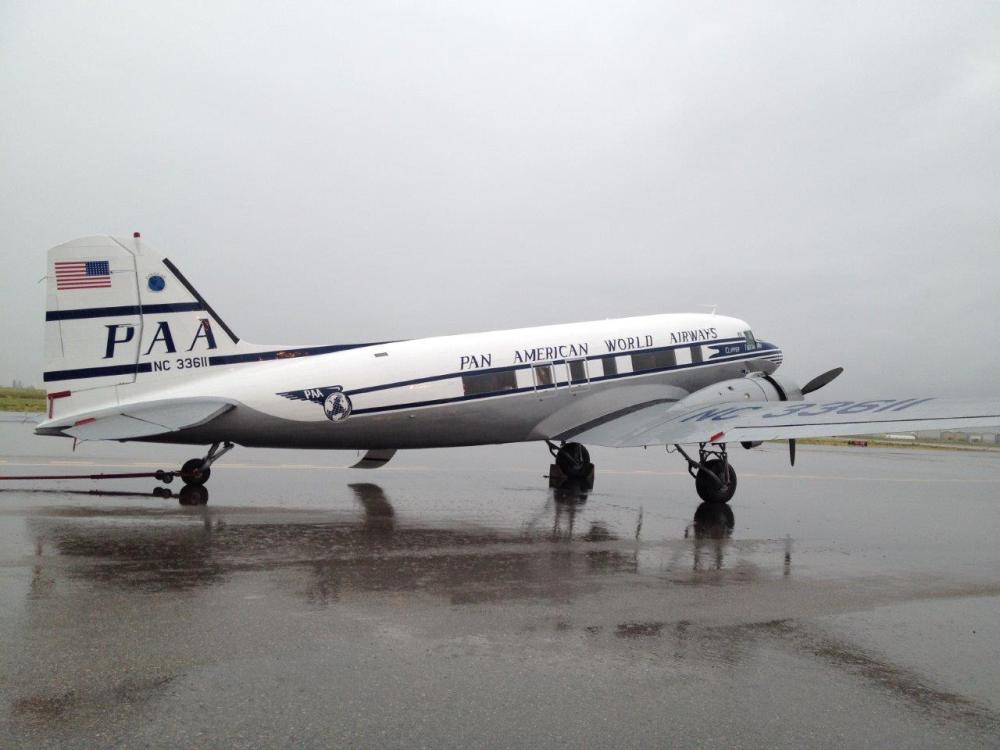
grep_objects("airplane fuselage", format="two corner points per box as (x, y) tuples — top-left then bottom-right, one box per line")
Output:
(132, 313), (781, 450)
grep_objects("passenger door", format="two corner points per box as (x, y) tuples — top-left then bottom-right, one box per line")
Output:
(566, 358), (590, 393)
(532, 363), (556, 400)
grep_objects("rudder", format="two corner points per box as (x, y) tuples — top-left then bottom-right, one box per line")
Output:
(44, 234), (244, 419)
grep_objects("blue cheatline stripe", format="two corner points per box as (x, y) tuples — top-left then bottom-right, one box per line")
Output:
(348, 350), (780, 416)
(208, 342), (392, 365)
(43, 363), (153, 382)
(42, 342), (393, 380)
(45, 302), (205, 321)
(40, 335), (775, 384)
(347, 337), (748, 397)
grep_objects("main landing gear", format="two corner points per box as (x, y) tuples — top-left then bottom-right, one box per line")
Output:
(546, 441), (595, 489)
(673, 443), (737, 504)
(541, 440), (739, 504)
(180, 441), (234, 486)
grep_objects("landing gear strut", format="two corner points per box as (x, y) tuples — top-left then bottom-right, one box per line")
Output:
(674, 442), (738, 504)
(546, 441), (595, 488)
(180, 441), (234, 486)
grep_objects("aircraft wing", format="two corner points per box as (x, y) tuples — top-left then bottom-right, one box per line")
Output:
(565, 397), (1000, 448)
(40, 400), (234, 441)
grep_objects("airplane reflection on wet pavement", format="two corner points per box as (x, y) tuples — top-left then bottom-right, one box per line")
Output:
(5, 473), (1000, 749)
(23, 482), (766, 598)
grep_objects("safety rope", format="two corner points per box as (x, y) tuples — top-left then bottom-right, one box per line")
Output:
(0, 469), (179, 482)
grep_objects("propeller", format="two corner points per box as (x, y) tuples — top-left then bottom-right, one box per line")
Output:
(789, 367), (844, 466)
(801, 366), (844, 396)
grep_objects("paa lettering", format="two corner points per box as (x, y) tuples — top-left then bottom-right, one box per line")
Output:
(144, 321), (177, 354)
(106, 319), (220, 359)
(460, 353), (492, 371)
(103, 324), (135, 359)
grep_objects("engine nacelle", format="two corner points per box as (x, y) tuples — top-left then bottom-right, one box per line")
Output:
(677, 373), (801, 411)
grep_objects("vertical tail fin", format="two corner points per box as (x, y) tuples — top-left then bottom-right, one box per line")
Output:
(44, 234), (245, 419)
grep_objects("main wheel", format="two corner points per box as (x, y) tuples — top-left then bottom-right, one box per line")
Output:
(695, 459), (737, 504)
(181, 458), (211, 486)
(556, 443), (591, 479)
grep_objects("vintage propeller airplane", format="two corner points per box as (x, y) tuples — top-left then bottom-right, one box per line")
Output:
(35, 235), (1000, 505)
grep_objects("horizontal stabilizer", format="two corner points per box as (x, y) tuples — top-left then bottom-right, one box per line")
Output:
(48, 401), (234, 441)
(351, 449), (397, 469)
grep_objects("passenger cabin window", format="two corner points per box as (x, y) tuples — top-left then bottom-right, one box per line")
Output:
(601, 355), (618, 377)
(690, 345), (703, 364)
(631, 349), (676, 373)
(532, 364), (555, 388)
(568, 358), (588, 384)
(462, 370), (518, 397)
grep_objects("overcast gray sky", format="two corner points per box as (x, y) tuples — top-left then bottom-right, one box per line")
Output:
(2, 1), (998, 398)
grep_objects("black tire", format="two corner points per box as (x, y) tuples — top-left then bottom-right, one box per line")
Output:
(556, 443), (591, 479)
(695, 459), (737, 504)
(181, 458), (211, 486)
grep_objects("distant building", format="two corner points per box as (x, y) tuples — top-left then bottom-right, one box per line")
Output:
(941, 431), (969, 442)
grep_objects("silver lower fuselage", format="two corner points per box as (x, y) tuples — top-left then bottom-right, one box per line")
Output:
(160, 340), (781, 450)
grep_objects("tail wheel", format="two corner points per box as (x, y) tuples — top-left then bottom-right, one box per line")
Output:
(181, 458), (211, 486)
(556, 443), (591, 479)
(695, 459), (737, 504)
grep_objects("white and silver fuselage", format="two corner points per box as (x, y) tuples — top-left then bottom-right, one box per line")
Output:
(122, 313), (781, 449)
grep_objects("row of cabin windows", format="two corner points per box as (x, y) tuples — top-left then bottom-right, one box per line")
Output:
(631, 349), (676, 372)
(460, 346), (704, 397)
(461, 370), (519, 396)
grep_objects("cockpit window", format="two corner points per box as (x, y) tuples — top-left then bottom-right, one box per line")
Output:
(743, 330), (758, 349)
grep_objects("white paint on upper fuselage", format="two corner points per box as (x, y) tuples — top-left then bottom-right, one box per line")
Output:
(199, 313), (745, 408)
(89, 313), (779, 448)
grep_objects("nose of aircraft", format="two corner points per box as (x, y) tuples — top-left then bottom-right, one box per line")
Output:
(755, 340), (783, 373)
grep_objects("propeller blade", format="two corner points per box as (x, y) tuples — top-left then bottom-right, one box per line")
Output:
(789, 438), (796, 467)
(801, 367), (844, 395)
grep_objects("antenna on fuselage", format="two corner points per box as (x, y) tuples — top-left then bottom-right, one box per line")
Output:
(698, 304), (718, 315)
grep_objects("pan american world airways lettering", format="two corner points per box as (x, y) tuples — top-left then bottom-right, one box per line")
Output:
(670, 328), (717, 344)
(462, 328), (723, 371)
(512, 343), (589, 364)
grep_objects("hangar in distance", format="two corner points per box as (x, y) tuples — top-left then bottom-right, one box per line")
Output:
(36, 234), (1000, 504)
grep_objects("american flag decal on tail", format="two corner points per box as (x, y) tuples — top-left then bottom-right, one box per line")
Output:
(55, 260), (112, 290)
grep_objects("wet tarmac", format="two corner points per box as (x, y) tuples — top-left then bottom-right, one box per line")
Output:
(1, 420), (999, 748)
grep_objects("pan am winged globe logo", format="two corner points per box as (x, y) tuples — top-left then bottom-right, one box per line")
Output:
(276, 385), (353, 423)
(323, 390), (352, 422)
